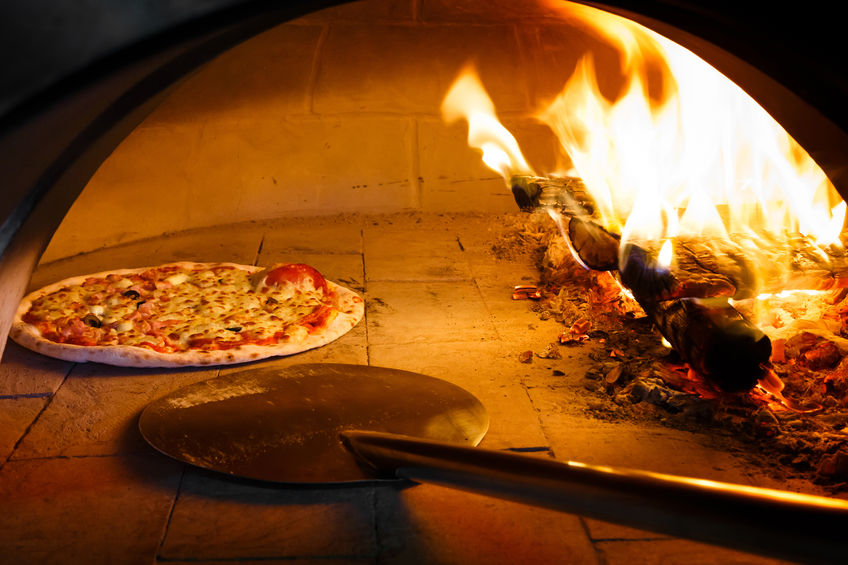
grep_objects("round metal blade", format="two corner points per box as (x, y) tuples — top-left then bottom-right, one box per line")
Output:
(138, 363), (489, 483)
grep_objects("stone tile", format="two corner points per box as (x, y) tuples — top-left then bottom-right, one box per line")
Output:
(258, 214), (363, 255)
(365, 281), (498, 345)
(314, 25), (528, 114)
(12, 364), (219, 459)
(363, 216), (471, 281)
(39, 220), (266, 281)
(595, 539), (786, 565)
(0, 397), (46, 463)
(518, 401), (766, 543)
(160, 470), (376, 560)
(422, 0), (571, 22)
(0, 340), (70, 395)
(530, 408), (753, 480)
(419, 118), (561, 214)
(421, 178), (515, 217)
(369, 341), (549, 450)
(296, 0), (413, 22)
(145, 25), (322, 125)
(375, 482), (597, 564)
(49, 116), (416, 258)
(0, 454), (181, 565)
(471, 266), (568, 350)
(446, 212), (514, 252)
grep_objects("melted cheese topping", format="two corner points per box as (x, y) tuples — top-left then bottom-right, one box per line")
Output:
(23, 264), (334, 352)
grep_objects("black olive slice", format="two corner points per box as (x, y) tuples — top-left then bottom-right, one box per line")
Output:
(136, 300), (146, 309)
(265, 297), (279, 306)
(82, 314), (102, 328)
(225, 326), (242, 332)
(122, 289), (140, 299)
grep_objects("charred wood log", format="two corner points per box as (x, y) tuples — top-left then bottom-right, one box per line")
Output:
(510, 175), (596, 216)
(629, 236), (848, 299)
(616, 242), (737, 301)
(564, 217), (768, 390)
(566, 216), (620, 271)
(648, 297), (771, 393)
(620, 244), (771, 392)
(519, 176), (839, 392)
(568, 216), (848, 299)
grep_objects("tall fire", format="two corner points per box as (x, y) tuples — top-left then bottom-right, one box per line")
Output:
(443, 3), (848, 484)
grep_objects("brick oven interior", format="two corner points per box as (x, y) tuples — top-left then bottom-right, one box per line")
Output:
(1, 1), (842, 563)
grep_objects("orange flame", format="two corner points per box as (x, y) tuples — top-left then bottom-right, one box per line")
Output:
(441, 4), (846, 297)
(441, 66), (532, 179)
(538, 5), (845, 251)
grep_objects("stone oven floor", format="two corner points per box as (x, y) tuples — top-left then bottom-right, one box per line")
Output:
(0, 212), (806, 564)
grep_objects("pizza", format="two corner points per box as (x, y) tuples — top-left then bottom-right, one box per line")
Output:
(10, 261), (363, 367)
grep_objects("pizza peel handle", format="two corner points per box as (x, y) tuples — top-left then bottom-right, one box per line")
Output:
(138, 363), (489, 483)
(340, 430), (848, 564)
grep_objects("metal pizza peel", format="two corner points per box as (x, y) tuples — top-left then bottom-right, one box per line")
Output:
(138, 363), (488, 483)
(139, 362), (848, 563)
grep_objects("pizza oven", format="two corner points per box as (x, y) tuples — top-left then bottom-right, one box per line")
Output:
(3, 1), (848, 563)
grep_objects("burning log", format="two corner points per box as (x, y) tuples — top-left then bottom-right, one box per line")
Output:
(566, 218), (773, 392)
(619, 243), (772, 392)
(510, 175), (596, 216)
(518, 176), (843, 392)
(566, 216), (619, 271)
(568, 216), (848, 299)
(645, 297), (771, 392)
(630, 235), (848, 299)
(616, 241), (736, 302)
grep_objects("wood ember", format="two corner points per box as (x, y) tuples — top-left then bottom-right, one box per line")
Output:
(567, 212), (848, 392)
(577, 314), (848, 489)
(537, 343), (563, 359)
(560, 318), (591, 344)
(646, 297), (771, 392)
(492, 212), (848, 490)
(512, 285), (542, 300)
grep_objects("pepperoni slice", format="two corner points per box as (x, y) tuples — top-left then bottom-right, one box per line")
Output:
(264, 263), (328, 293)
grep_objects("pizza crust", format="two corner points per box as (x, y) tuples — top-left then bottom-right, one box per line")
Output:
(10, 262), (364, 367)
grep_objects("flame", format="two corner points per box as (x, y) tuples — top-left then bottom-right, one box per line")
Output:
(441, 66), (532, 179)
(537, 3), (845, 259)
(441, 4), (846, 299)
(657, 239), (673, 268)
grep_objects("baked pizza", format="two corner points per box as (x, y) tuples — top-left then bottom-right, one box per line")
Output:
(11, 261), (363, 367)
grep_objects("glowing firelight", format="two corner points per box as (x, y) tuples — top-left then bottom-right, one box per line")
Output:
(441, 66), (532, 179)
(657, 239), (673, 268)
(441, 3), (846, 294)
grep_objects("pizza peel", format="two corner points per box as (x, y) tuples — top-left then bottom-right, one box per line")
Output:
(139, 362), (848, 563)
(138, 363), (489, 483)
